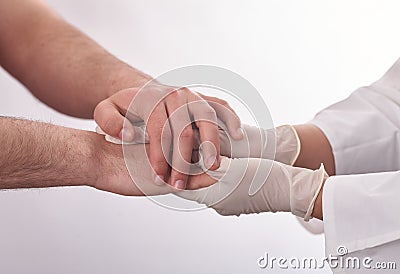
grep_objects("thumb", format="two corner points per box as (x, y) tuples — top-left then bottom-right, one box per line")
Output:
(94, 99), (135, 141)
(96, 124), (149, 145)
(95, 99), (150, 144)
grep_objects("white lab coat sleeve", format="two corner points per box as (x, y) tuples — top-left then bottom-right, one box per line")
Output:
(309, 58), (400, 175)
(323, 172), (400, 273)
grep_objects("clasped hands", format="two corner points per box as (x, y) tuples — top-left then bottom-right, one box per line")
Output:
(94, 84), (326, 221)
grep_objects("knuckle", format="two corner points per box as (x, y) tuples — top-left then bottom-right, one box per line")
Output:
(180, 87), (191, 94)
(142, 87), (157, 99)
(181, 87), (198, 97)
(206, 95), (218, 102)
(161, 127), (172, 142)
(202, 108), (217, 121)
(143, 87), (166, 103)
(167, 91), (181, 102)
(102, 118), (121, 136)
(147, 127), (163, 141)
(217, 99), (229, 106)
(151, 157), (167, 170)
(148, 117), (167, 134)
(180, 127), (194, 139)
(149, 115), (166, 127)
(233, 115), (241, 123)
(93, 101), (107, 119)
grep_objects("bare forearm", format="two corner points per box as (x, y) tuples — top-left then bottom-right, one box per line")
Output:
(0, 117), (98, 189)
(293, 124), (335, 176)
(293, 124), (334, 220)
(0, 0), (151, 118)
(311, 179), (324, 220)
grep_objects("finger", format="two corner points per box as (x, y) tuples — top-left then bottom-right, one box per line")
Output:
(186, 172), (217, 190)
(200, 94), (243, 140)
(170, 123), (193, 190)
(191, 128), (201, 163)
(94, 99), (136, 141)
(191, 150), (200, 163)
(146, 103), (171, 185)
(187, 94), (220, 171)
(165, 92), (193, 190)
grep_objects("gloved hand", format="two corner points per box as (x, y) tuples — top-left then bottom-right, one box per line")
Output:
(179, 156), (327, 221)
(217, 123), (300, 165)
(96, 121), (301, 166)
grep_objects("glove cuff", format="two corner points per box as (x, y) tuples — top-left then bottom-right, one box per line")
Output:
(274, 125), (301, 166)
(290, 164), (328, 221)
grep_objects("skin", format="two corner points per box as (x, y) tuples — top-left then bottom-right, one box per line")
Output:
(293, 124), (336, 176)
(0, 115), (329, 220)
(0, 117), (332, 219)
(0, 0), (242, 190)
(294, 124), (336, 220)
(312, 185), (324, 220)
(0, 117), (211, 194)
(0, 0), (334, 220)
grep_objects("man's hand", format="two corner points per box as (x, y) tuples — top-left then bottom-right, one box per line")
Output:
(91, 135), (186, 196)
(0, 117), (209, 196)
(88, 130), (219, 196)
(94, 84), (243, 190)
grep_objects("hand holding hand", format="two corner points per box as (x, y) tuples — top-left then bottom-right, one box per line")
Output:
(94, 84), (243, 190)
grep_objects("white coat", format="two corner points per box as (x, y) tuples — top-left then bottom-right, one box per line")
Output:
(308, 58), (400, 273)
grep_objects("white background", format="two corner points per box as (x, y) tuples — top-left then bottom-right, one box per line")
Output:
(1, 1), (399, 273)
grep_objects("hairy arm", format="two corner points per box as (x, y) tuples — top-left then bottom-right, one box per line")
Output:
(0, 117), (99, 188)
(0, 0), (150, 118)
(0, 0), (243, 188)
(0, 117), (210, 195)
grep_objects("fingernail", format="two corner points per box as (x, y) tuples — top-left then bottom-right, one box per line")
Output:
(174, 180), (186, 190)
(120, 128), (134, 142)
(205, 155), (216, 169)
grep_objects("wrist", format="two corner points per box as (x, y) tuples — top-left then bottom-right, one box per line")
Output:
(311, 179), (325, 220)
(293, 124), (335, 176)
(0, 119), (103, 189)
(78, 130), (104, 188)
(84, 130), (128, 192)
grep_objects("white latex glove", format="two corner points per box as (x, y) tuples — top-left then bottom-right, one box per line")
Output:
(96, 121), (300, 165)
(178, 156), (327, 221)
(218, 123), (300, 165)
